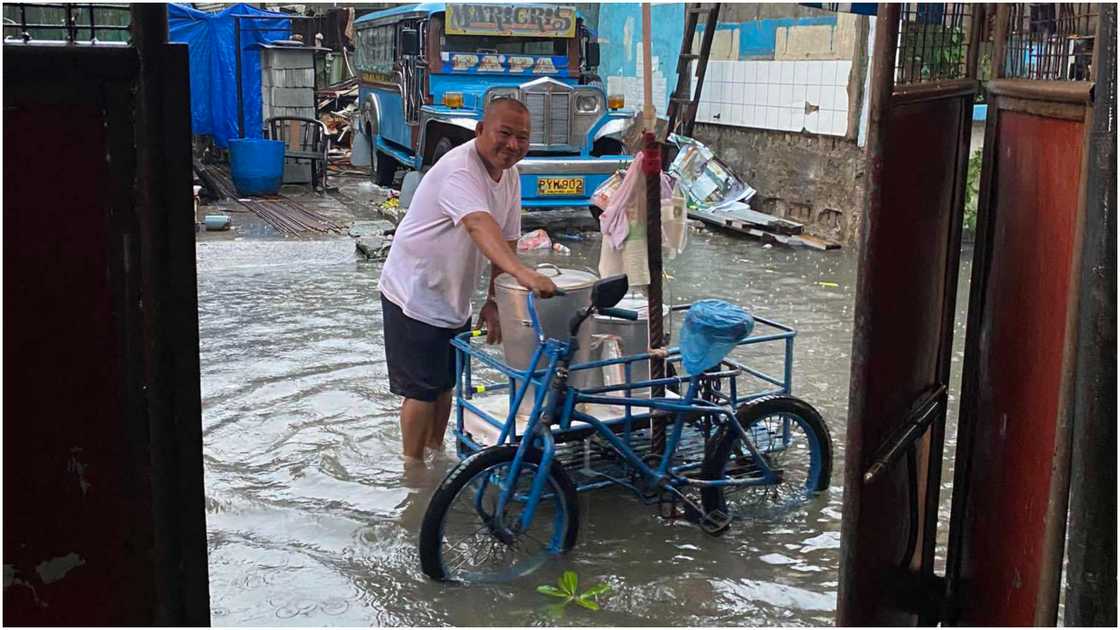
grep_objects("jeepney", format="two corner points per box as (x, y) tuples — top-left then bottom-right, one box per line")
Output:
(353, 2), (633, 208)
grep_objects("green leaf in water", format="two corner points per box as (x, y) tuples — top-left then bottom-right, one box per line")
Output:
(581, 583), (611, 598)
(574, 596), (600, 611)
(560, 570), (579, 596)
(536, 585), (568, 599)
(538, 571), (610, 613)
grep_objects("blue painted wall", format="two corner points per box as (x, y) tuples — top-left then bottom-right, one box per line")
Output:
(696, 16), (839, 59)
(738, 16), (837, 58)
(594, 7), (847, 114)
(596, 3), (684, 115)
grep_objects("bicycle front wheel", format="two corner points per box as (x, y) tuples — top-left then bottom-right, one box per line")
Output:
(701, 395), (833, 524)
(418, 446), (580, 582)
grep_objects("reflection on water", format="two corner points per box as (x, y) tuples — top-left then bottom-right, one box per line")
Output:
(197, 231), (971, 626)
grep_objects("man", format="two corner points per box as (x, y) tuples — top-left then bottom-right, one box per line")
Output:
(378, 97), (558, 468)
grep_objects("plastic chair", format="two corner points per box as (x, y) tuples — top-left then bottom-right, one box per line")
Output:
(263, 116), (329, 191)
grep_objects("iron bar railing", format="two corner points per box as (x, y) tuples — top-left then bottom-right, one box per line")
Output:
(1003, 3), (1098, 81)
(894, 3), (975, 86)
(3, 3), (130, 44)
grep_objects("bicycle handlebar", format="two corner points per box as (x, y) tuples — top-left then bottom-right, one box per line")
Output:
(526, 292), (641, 347)
(598, 307), (639, 321)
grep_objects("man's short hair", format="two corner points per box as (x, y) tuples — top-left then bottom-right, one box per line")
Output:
(484, 97), (530, 119)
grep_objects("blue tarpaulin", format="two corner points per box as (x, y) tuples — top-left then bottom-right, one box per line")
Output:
(168, 3), (290, 148)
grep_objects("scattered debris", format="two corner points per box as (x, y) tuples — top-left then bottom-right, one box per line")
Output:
(667, 133), (755, 211)
(521, 208), (598, 233)
(204, 213), (232, 231)
(355, 236), (391, 261)
(553, 228), (587, 242)
(665, 134), (842, 250)
(348, 214), (398, 262)
(193, 161), (345, 235)
(316, 77), (361, 172)
(551, 242), (571, 255)
(517, 228), (552, 251)
(347, 219), (396, 239)
(795, 234), (842, 251)
(400, 171), (423, 208)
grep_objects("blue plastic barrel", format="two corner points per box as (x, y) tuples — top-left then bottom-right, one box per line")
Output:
(228, 138), (285, 196)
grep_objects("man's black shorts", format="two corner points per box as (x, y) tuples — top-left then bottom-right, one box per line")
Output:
(381, 294), (470, 402)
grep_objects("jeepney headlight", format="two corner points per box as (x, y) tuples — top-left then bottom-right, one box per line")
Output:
(608, 94), (625, 110)
(443, 92), (464, 108)
(576, 94), (601, 114)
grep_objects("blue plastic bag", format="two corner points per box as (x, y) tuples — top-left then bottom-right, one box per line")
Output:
(679, 300), (754, 374)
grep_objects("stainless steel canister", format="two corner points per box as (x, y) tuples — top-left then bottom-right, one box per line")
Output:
(590, 293), (671, 386)
(493, 264), (599, 391)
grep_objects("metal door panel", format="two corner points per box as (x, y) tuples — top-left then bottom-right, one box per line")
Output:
(948, 96), (1088, 629)
(839, 5), (979, 624)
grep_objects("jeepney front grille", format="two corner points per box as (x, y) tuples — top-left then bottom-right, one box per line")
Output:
(523, 91), (570, 146)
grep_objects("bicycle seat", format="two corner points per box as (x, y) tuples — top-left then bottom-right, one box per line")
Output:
(679, 300), (754, 374)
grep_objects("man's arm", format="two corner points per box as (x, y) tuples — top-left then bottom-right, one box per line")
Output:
(487, 240), (517, 301)
(476, 241), (517, 345)
(460, 211), (556, 296)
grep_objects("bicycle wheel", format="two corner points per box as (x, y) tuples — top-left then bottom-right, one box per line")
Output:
(700, 396), (832, 523)
(419, 446), (580, 582)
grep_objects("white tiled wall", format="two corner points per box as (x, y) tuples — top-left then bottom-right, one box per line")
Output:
(692, 59), (852, 136)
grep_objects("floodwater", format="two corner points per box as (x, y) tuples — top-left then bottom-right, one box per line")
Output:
(196, 226), (972, 626)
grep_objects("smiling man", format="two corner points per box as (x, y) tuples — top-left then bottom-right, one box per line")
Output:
(377, 97), (559, 469)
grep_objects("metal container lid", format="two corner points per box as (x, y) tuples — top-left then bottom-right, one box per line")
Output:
(594, 293), (670, 321)
(495, 264), (598, 293)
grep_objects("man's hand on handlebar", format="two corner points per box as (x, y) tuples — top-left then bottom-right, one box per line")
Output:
(515, 268), (560, 298)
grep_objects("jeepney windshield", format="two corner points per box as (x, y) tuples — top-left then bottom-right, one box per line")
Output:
(442, 33), (568, 56)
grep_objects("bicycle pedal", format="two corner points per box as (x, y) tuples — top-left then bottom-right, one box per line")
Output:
(699, 509), (732, 534)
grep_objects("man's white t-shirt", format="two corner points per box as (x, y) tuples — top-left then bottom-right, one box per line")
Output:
(378, 139), (522, 328)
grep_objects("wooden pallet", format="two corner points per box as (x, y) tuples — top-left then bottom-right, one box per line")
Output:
(688, 205), (841, 249)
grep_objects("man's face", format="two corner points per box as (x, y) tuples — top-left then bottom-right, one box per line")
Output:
(475, 105), (531, 170)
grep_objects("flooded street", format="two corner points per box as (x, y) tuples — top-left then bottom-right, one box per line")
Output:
(197, 221), (971, 626)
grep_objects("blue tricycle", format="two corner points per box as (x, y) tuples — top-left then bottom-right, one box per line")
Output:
(418, 275), (833, 582)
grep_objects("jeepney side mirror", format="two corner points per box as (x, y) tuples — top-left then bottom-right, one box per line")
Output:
(401, 28), (420, 56)
(586, 41), (601, 69)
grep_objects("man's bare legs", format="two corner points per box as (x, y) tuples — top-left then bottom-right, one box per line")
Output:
(400, 398), (433, 465)
(427, 390), (453, 455)
(400, 389), (453, 465)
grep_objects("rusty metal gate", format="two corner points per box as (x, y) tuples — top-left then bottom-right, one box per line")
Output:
(838, 4), (981, 625)
(840, 2), (1116, 626)
(945, 3), (1115, 626)
(3, 5), (210, 624)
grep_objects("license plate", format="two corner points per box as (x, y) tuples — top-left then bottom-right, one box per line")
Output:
(537, 176), (584, 196)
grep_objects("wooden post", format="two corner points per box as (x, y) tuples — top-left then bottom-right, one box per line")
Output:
(641, 3), (654, 129)
(642, 3), (666, 454)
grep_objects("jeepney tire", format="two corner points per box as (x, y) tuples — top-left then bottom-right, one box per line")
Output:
(431, 136), (456, 165)
(368, 130), (395, 187)
(373, 151), (396, 187)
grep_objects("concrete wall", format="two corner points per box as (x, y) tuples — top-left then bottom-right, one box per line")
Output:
(692, 123), (865, 243)
(692, 6), (872, 244)
(260, 47), (316, 122)
(691, 10), (868, 138)
(594, 4), (872, 245)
